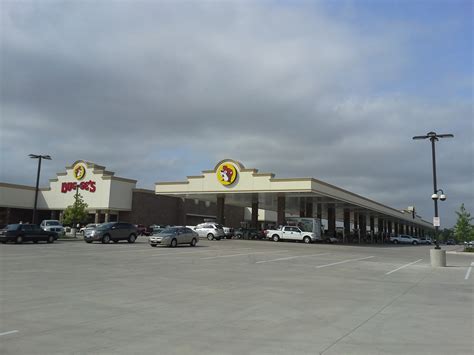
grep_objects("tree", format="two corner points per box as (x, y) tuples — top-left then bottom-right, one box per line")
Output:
(453, 203), (473, 242)
(62, 192), (89, 228)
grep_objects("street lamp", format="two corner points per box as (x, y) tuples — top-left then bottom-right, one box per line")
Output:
(29, 154), (52, 224)
(413, 131), (453, 249)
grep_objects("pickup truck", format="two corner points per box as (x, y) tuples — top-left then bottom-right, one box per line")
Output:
(264, 226), (320, 244)
(390, 235), (420, 245)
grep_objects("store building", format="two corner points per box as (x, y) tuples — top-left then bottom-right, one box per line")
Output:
(155, 159), (434, 238)
(1, 158), (433, 238)
(0, 160), (244, 227)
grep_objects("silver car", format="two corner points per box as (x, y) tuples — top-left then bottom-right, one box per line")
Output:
(149, 226), (199, 247)
(84, 222), (138, 244)
(194, 223), (225, 240)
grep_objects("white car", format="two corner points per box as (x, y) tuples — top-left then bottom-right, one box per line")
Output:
(40, 220), (65, 237)
(194, 223), (225, 240)
(80, 223), (99, 235)
(390, 235), (421, 245)
(223, 227), (234, 239)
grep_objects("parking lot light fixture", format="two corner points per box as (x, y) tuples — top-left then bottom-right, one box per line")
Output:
(413, 132), (453, 249)
(29, 154), (52, 224)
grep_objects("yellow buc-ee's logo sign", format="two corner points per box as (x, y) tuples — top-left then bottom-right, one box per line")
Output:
(73, 163), (86, 181)
(217, 162), (238, 186)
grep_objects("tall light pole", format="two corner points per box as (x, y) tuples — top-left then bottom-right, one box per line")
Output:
(413, 131), (453, 249)
(29, 154), (52, 224)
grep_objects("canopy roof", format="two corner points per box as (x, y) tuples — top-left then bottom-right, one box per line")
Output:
(155, 159), (433, 228)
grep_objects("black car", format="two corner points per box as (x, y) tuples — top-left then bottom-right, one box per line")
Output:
(234, 228), (265, 240)
(0, 224), (57, 244)
(446, 239), (456, 245)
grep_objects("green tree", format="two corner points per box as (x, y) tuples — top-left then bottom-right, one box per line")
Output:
(62, 192), (89, 227)
(453, 203), (473, 242)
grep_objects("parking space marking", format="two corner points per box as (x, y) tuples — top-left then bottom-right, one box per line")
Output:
(385, 259), (423, 275)
(152, 248), (256, 257)
(255, 253), (331, 264)
(465, 262), (474, 280)
(315, 256), (374, 269)
(201, 250), (289, 260)
(0, 330), (19, 337)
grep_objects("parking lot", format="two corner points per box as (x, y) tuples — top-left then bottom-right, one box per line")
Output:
(1, 238), (473, 355)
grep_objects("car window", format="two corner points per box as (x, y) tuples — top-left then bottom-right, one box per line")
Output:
(6, 224), (20, 231)
(46, 221), (59, 226)
(184, 228), (194, 233)
(21, 225), (33, 231)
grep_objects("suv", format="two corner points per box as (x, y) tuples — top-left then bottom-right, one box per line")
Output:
(40, 220), (64, 238)
(84, 222), (138, 244)
(420, 237), (432, 245)
(194, 223), (225, 240)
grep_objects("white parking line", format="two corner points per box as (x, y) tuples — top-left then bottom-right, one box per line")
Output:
(201, 250), (288, 260)
(385, 259), (423, 275)
(316, 256), (374, 269)
(255, 253), (331, 264)
(0, 330), (18, 337)
(465, 262), (474, 280)
(152, 248), (255, 257)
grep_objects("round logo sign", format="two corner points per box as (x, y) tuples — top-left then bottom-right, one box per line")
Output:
(73, 164), (86, 181)
(217, 163), (238, 186)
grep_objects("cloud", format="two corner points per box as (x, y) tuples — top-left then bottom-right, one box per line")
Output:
(1, 1), (472, 227)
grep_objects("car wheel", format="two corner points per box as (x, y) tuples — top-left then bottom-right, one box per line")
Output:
(47, 235), (54, 243)
(412, 241), (418, 245)
(207, 233), (214, 241)
(15, 235), (23, 244)
(86, 241), (93, 244)
(393, 240), (399, 244)
(1, 241), (6, 244)
(190, 238), (197, 247)
(170, 238), (177, 248)
(128, 234), (136, 243)
(303, 236), (311, 244)
(150, 244), (157, 247)
(102, 235), (111, 244)
(272, 235), (279, 242)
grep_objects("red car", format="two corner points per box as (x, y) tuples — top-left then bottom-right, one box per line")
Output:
(135, 224), (152, 236)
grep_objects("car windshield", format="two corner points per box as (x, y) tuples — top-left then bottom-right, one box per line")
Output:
(160, 227), (179, 234)
(46, 221), (60, 226)
(215, 224), (223, 229)
(152, 228), (164, 235)
(5, 224), (20, 231)
(96, 223), (115, 230)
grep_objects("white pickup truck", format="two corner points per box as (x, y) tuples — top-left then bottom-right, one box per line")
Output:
(265, 226), (320, 244)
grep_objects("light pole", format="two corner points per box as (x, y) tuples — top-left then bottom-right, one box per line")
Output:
(29, 154), (52, 224)
(413, 131), (453, 249)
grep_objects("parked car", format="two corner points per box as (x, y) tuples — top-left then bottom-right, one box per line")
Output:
(40, 220), (64, 238)
(194, 223), (225, 240)
(80, 223), (99, 235)
(323, 236), (339, 243)
(223, 227), (234, 239)
(446, 239), (456, 245)
(464, 240), (474, 247)
(135, 224), (152, 236)
(0, 224), (57, 244)
(420, 237), (433, 245)
(84, 222), (138, 244)
(235, 228), (265, 240)
(149, 226), (199, 247)
(390, 235), (421, 245)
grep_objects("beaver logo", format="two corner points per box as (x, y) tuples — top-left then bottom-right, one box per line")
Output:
(73, 164), (86, 181)
(217, 163), (237, 186)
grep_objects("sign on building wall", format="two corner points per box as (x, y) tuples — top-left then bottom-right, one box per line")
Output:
(61, 163), (96, 193)
(216, 162), (238, 186)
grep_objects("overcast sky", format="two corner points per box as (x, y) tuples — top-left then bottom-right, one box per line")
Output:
(1, 0), (472, 227)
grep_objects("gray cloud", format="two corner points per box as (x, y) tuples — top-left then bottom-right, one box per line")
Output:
(1, 1), (472, 227)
